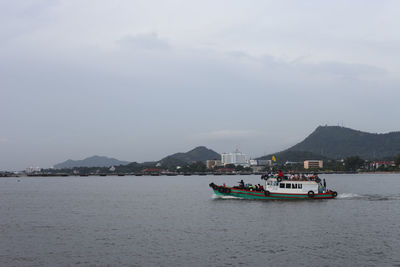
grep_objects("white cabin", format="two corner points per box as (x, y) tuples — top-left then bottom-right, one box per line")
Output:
(265, 178), (324, 194)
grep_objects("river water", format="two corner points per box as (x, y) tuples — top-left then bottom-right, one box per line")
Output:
(1, 174), (399, 266)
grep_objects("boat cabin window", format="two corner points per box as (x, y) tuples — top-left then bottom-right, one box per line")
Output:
(279, 183), (285, 188)
(298, 184), (302, 189)
(292, 184), (297, 189)
(285, 183), (291, 189)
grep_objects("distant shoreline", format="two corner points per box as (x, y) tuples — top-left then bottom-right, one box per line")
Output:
(1, 171), (400, 178)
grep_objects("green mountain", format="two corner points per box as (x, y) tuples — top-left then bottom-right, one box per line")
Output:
(54, 155), (129, 169)
(52, 147), (219, 171)
(159, 146), (220, 167)
(259, 126), (400, 162)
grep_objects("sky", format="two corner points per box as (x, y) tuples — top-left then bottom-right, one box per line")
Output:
(1, 0), (400, 170)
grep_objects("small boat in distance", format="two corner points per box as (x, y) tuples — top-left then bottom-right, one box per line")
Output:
(209, 172), (337, 200)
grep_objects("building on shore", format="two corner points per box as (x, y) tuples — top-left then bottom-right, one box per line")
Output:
(369, 161), (395, 169)
(25, 166), (42, 174)
(249, 159), (272, 166)
(221, 149), (247, 166)
(206, 159), (222, 169)
(250, 165), (265, 172)
(285, 161), (302, 166)
(304, 160), (323, 169)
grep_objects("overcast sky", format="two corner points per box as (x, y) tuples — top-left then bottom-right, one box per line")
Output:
(1, 0), (400, 170)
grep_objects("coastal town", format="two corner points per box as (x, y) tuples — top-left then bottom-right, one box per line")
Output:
(1, 148), (399, 177)
(2, 126), (400, 177)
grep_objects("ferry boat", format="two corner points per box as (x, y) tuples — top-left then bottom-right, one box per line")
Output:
(209, 174), (337, 200)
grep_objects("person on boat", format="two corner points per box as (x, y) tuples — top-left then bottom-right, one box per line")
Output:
(278, 170), (284, 178)
(258, 184), (264, 190)
(238, 179), (244, 188)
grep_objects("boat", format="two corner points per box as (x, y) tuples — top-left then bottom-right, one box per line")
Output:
(209, 174), (337, 200)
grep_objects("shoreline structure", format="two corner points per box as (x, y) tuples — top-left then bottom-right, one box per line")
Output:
(1, 171), (400, 178)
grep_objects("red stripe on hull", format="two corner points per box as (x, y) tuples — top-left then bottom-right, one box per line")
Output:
(216, 188), (336, 199)
(231, 188), (332, 197)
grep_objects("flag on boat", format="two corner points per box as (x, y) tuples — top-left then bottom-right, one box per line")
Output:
(272, 155), (276, 162)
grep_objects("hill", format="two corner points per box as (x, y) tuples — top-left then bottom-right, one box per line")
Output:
(54, 155), (129, 169)
(259, 126), (400, 162)
(159, 146), (220, 167)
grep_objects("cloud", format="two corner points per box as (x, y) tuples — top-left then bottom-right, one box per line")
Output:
(309, 61), (388, 79)
(0, 0), (61, 42)
(117, 33), (171, 51)
(1, 1), (400, 170)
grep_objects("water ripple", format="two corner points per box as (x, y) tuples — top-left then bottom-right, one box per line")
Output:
(338, 193), (400, 201)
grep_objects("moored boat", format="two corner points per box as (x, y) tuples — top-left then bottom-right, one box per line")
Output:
(209, 173), (337, 200)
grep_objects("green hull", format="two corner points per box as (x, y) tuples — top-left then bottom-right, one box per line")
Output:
(213, 188), (336, 200)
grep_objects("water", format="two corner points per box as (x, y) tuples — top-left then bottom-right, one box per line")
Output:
(1, 174), (400, 266)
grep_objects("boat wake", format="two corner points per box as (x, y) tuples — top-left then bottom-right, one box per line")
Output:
(212, 194), (242, 199)
(337, 193), (362, 199)
(337, 193), (400, 201)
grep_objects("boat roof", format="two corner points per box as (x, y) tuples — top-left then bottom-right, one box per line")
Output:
(267, 178), (318, 184)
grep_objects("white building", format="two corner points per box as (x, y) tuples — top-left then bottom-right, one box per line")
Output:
(258, 160), (272, 166)
(221, 149), (247, 166)
(25, 166), (41, 173)
(249, 159), (272, 166)
(369, 161), (395, 169)
(249, 159), (258, 166)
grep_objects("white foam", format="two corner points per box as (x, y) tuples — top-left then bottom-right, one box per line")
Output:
(212, 194), (240, 199)
(337, 193), (362, 199)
